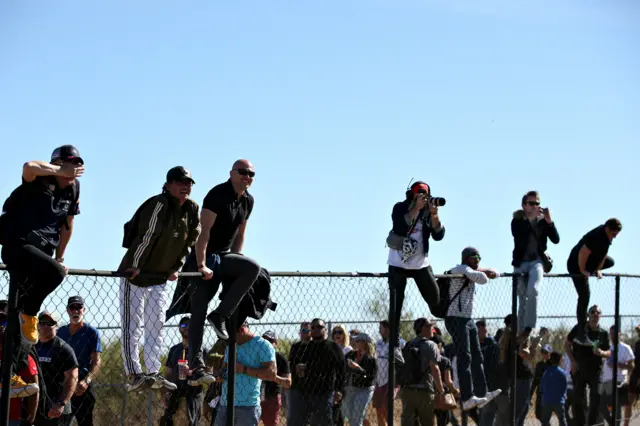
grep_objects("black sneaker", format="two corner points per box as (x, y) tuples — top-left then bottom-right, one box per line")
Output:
(148, 373), (177, 391)
(572, 330), (593, 347)
(126, 374), (155, 392)
(187, 369), (216, 387)
(207, 312), (229, 340)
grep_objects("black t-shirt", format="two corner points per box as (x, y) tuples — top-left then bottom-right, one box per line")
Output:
(35, 336), (79, 406)
(567, 324), (610, 375)
(289, 339), (346, 394)
(9, 177), (80, 250)
(568, 225), (611, 272)
(262, 351), (290, 399)
(165, 343), (203, 393)
(202, 180), (254, 253)
(438, 356), (452, 392)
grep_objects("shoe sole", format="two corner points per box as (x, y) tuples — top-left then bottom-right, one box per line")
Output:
(478, 391), (500, 409)
(572, 338), (593, 347)
(6, 384), (39, 399)
(19, 316), (38, 345)
(187, 376), (216, 387)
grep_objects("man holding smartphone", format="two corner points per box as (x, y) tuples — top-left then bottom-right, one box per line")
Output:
(567, 218), (622, 346)
(0, 145), (83, 396)
(510, 190), (560, 332)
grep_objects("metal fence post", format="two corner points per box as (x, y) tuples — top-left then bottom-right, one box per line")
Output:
(0, 275), (19, 426)
(146, 390), (153, 426)
(226, 311), (238, 426)
(510, 274), (518, 426)
(611, 274), (621, 424)
(387, 277), (396, 426)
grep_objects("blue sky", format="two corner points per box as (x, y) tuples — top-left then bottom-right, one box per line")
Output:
(1, 1), (638, 338)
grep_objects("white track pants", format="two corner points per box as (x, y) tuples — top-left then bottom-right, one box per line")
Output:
(120, 278), (169, 377)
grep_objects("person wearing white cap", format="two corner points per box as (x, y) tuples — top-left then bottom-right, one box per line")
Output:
(444, 247), (502, 412)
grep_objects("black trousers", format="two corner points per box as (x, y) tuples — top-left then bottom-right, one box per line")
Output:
(160, 387), (203, 426)
(187, 253), (260, 370)
(1, 243), (66, 372)
(568, 256), (614, 329)
(388, 265), (439, 341)
(572, 372), (601, 426)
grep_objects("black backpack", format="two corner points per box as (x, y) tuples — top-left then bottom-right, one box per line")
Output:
(431, 270), (471, 319)
(0, 179), (78, 246)
(122, 195), (160, 249)
(395, 339), (425, 386)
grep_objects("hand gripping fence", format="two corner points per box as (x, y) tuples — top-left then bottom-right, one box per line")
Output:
(0, 266), (639, 426)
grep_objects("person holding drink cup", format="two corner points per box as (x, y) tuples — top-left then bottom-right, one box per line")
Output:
(160, 316), (205, 426)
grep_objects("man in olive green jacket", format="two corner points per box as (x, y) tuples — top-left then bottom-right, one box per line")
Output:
(118, 166), (201, 392)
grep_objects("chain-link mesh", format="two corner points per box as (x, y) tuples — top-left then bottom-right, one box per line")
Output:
(1, 268), (639, 425)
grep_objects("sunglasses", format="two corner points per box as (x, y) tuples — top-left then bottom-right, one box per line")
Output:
(332, 329), (344, 335)
(179, 323), (189, 328)
(312, 324), (326, 330)
(39, 321), (57, 327)
(300, 328), (310, 334)
(525, 201), (540, 206)
(68, 304), (84, 310)
(589, 310), (602, 315)
(234, 168), (255, 178)
(470, 255), (481, 261)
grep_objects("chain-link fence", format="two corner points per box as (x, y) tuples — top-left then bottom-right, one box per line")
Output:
(1, 266), (639, 425)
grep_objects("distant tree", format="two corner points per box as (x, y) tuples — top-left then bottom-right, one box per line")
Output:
(367, 287), (416, 342)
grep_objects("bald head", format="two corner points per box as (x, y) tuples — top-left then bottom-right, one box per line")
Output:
(229, 159), (255, 194)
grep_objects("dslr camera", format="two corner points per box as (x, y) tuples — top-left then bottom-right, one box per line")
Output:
(415, 187), (446, 207)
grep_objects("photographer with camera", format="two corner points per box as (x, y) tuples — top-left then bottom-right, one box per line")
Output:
(511, 190), (560, 332)
(0, 145), (83, 396)
(386, 181), (445, 344)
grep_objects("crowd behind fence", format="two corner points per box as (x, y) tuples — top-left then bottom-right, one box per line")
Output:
(1, 266), (639, 425)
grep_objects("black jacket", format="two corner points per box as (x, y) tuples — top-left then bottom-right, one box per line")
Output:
(510, 210), (560, 267)
(390, 200), (445, 256)
(165, 253), (277, 325)
(345, 351), (377, 388)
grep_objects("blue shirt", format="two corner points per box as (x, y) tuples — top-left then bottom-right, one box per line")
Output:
(57, 323), (102, 380)
(540, 366), (568, 406)
(221, 336), (275, 407)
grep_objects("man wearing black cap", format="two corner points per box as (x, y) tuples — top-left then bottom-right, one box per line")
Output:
(160, 316), (204, 426)
(117, 166), (201, 392)
(0, 145), (83, 395)
(444, 247), (502, 412)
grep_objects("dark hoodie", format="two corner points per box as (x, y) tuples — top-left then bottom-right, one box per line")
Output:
(510, 209), (559, 267)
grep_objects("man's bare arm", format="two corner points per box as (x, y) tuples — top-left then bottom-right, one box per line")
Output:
(430, 361), (444, 393)
(23, 160), (83, 182)
(578, 245), (592, 275)
(242, 361), (276, 382)
(231, 220), (248, 253)
(61, 368), (78, 403)
(195, 209), (217, 268)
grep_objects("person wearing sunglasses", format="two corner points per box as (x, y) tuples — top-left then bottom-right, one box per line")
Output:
(117, 166), (201, 393)
(160, 316), (204, 426)
(443, 247), (502, 412)
(184, 159), (261, 386)
(0, 145), (83, 397)
(34, 310), (79, 426)
(511, 190), (560, 333)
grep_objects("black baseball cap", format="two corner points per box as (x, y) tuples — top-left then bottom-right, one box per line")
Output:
(51, 145), (84, 165)
(67, 296), (85, 307)
(166, 166), (195, 184)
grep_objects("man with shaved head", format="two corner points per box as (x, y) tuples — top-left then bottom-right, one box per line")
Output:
(186, 159), (261, 386)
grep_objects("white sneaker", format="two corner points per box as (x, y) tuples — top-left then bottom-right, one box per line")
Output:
(462, 396), (487, 411)
(477, 389), (501, 408)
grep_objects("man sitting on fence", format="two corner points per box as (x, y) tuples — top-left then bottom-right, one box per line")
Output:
(0, 145), (83, 395)
(117, 166), (201, 392)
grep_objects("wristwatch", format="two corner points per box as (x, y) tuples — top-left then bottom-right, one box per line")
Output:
(84, 376), (92, 385)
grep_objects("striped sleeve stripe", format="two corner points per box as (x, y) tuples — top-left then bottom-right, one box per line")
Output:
(132, 201), (163, 268)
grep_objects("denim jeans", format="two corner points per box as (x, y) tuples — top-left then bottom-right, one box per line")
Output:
(515, 259), (543, 330)
(287, 389), (333, 426)
(515, 379), (532, 426)
(341, 386), (374, 426)
(491, 393), (511, 426)
(445, 316), (488, 402)
(213, 405), (261, 426)
(541, 403), (567, 426)
(478, 398), (498, 426)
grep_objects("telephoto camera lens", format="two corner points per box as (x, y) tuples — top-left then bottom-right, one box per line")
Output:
(430, 197), (446, 207)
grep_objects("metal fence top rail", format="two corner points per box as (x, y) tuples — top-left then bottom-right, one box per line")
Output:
(1, 264), (639, 279)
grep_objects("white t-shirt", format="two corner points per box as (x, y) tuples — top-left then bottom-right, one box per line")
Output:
(387, 220), (430, 270)
(375, 338), (406, 387)
(601, 342), (635, 384)
(561, 353), (573, 390)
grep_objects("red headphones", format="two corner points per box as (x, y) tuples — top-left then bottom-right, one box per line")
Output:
(410, 181), (430, 195)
